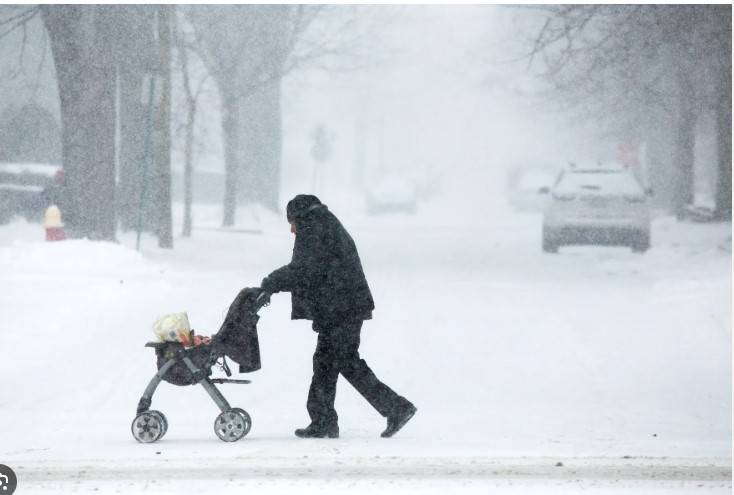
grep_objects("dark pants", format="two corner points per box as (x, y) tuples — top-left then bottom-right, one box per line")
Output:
(307, 320), (408, 427)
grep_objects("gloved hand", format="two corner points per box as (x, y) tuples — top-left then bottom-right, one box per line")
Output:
(255, 287), (271, 307)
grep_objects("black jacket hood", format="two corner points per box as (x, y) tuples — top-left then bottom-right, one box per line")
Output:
(286, 194), (325, 223)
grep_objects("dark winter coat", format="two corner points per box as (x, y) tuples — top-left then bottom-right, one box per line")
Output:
(261, 195), (374, 328)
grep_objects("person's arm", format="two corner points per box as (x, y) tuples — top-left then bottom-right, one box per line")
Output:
(260, 264), (294, 294)
(261, 224), (324, 294)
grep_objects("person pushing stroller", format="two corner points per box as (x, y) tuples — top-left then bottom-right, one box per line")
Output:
(261, 194), (417, 438)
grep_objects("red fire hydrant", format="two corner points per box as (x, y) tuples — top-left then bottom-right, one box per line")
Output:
(44, 205), (66, 241)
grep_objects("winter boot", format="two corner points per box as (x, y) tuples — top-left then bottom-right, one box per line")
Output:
(381, 403), (417, 438)
(295, 423), (339, 439)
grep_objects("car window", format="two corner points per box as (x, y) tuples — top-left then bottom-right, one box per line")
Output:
(555, 170), (643, 194)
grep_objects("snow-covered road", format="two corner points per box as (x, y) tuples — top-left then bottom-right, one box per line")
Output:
(16, 455), (732, 481)
(0, 201), (730, 493)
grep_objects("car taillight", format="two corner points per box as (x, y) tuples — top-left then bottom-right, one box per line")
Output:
(552, 193), (576, 201)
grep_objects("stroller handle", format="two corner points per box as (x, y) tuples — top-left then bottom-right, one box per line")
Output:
(254, 289), (271, 311)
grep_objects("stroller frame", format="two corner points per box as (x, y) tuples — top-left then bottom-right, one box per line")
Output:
(131, 289), (269, 444)
(132, 343), (253, 443)
(137, 344), (249, 413)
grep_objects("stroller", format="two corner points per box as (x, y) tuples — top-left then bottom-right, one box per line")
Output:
(131, 288), (269, 443)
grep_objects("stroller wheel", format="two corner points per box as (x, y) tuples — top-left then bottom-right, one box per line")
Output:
(149, 410), (168, 439)
(131, 411), (164, 443)
(214, 408), (251, 442)
(232, 408), (252, 436)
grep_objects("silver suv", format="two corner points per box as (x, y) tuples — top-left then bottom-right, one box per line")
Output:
(542, 165), (652, 253)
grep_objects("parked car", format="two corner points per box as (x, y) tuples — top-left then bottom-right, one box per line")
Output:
(366, 177), (417, 215)
(541, 164), (652, 253)
(0, 162), (63, 224)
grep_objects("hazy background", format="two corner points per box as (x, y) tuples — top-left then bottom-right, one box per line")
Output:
(3, 4), (714, 227)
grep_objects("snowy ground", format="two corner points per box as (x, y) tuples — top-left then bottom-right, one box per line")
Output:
(0, 199), (730, 494)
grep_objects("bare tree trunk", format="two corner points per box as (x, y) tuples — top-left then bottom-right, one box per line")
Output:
(154, 5), (173, 248)
(182, 106), (195, 236)
(714, 79), (732, 221)
(239, 81), (281, 212)
(111, 5), (156, 232)
(672, 72), (697, 219)
(713, 10), (732, 221)
(42, 5), (117, 241)
(672, 109), (696, 219)
(174, 14), (197, 237)
(644, 119), (676, 213)
(118, 68), (148, 231)
(263, 80), (282, 212)
(221, 83), (240, 227)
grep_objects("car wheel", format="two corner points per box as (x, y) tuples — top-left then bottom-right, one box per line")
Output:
(542, 228), (559, 253)
(631, 231), (650, 253)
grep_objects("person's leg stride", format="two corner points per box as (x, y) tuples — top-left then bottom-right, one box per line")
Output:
(297, 331), (340, 438)
(338, 321), (417, 438)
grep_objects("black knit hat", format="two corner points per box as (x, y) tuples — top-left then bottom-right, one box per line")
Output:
(286, 194), (323, 222)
